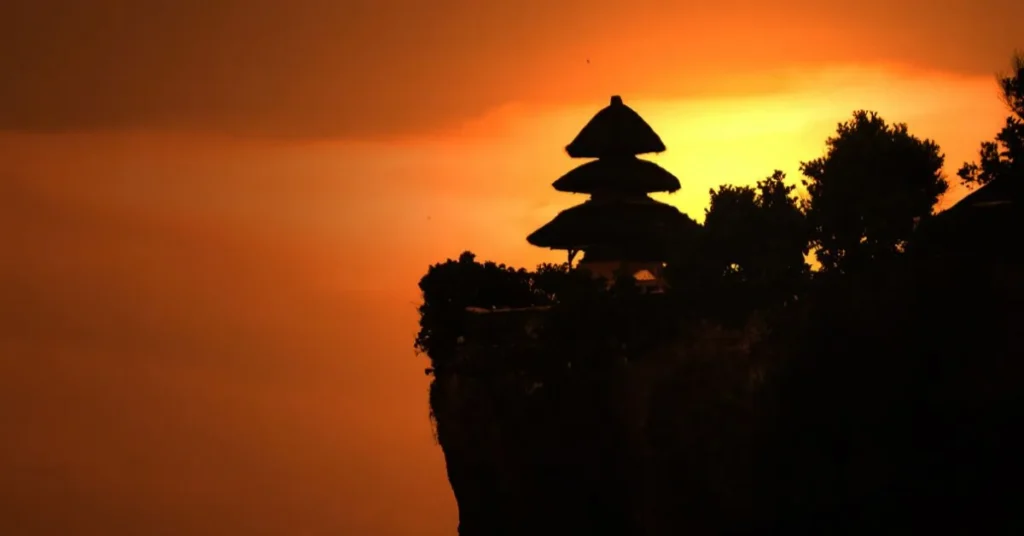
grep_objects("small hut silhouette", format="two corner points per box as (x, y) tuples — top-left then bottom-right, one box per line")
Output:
(915, 174), (1022, 260)
(527, 95), (688, 291)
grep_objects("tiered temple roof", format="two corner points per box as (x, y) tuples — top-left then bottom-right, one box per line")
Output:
(527, 96), (691, 268)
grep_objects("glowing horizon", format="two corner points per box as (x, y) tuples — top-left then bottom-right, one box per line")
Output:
(1, 5), (1020, 530)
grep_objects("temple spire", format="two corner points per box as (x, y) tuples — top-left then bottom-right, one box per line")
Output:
(527, 95), (696, 292)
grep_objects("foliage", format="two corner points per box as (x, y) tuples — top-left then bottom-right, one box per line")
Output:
(958, 53), (1024, 188)
(415, 251), (542, 366)
(702, 170), (810, 313)
(416, 253), (614, 368)
(800, 111), (948, 273)
(660, 212), (712, 305)
(532, 262), (604, 304)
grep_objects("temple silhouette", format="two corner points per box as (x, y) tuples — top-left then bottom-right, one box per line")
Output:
(527, 96), (689, 292)
(420, 81), (1024, 535)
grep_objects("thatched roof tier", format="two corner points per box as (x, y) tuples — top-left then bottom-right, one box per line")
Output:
(526, 197), (688, 256)
(565, 96), (666, 158)
(553, 156), (680, 195)
(579, 220), (700, 262)
(577, 244), (673, 264)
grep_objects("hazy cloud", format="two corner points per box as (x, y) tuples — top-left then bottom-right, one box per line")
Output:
(1, 0), (1021, 138)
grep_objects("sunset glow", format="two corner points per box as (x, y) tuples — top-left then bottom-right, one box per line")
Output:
(1, 1), (1022, 534)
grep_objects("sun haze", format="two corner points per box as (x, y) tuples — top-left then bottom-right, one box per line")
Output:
(0, 1), (1020, 535)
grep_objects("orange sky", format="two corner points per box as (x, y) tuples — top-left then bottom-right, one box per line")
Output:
(1, 2), (1021, 535)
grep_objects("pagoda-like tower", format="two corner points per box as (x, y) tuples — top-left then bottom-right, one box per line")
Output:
(527, 95), (688, 290)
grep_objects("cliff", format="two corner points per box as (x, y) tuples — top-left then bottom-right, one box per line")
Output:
(431, 304), (770, 535)
(420, 247), (1024, 535)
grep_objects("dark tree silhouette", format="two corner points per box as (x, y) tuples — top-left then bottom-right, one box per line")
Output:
(532, 262), (573, 300)
(416, 251), (541, 368)
(800, 111), (947, 274)
(703, 170), (809, 311)
(958, 53), (1024, 188)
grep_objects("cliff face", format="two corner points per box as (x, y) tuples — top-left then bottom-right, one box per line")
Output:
(430, 308), (771, 536)
(425, 254), (1024, 535)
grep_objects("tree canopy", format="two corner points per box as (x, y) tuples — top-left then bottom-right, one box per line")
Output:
(958, 53), (1024, 188)
(800, 111), (948, 273)
(415, 251), (542, 364)
(699, 171), (809, 316)
(704, 171), (809, 285)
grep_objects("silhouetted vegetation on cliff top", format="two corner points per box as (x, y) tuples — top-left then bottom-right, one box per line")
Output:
(416, 55), (1024, 535)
